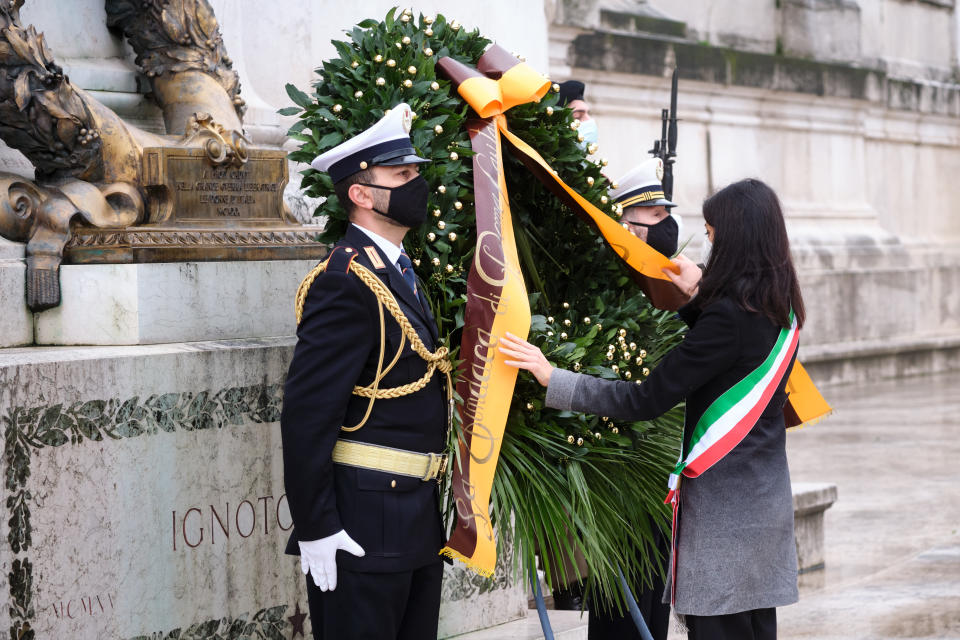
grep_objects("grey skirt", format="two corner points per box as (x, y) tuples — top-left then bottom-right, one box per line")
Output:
(665, 415), (799, 616)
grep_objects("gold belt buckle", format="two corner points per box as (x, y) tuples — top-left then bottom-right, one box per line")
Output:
(437, 453), (448, 479)
(422, 452), (449, 481)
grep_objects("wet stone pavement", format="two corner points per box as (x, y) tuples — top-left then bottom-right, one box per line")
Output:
(468, 371), (960, 640)
(778, 371), (960, 639)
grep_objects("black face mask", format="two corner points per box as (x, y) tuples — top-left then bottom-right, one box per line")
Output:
(359, 175), (429, 228)
(628, 214), (678, 256)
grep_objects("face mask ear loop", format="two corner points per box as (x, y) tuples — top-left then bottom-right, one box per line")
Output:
(357, 182), (392, 218)
(700, 234), (713, 266)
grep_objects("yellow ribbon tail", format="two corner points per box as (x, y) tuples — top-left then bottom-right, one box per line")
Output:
(498, 124), (678, 281)
(785, 360), (833, 429)
(440, 545), (496, 578)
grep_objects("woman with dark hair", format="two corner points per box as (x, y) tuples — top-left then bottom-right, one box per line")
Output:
(500, 178), (805, 640)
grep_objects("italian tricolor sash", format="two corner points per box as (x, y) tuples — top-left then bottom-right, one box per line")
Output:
(668, 309), (799, 495)
(664, 309), (800, 602)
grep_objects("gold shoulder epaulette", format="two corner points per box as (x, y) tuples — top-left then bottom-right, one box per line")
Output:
(292, 254), (453, 433)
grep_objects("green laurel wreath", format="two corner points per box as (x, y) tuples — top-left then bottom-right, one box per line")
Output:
(283, 7), (686, 611)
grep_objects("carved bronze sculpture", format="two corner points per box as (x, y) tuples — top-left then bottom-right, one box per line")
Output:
(0, 0), (323, 312)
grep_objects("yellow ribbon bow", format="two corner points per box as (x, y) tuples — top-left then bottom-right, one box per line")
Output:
(440, 47), (680, 284)
(458, 62), (552, 117)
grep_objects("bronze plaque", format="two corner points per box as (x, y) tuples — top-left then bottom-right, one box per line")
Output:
(64, 147), (327, 264)
(142, 147), (293, 225)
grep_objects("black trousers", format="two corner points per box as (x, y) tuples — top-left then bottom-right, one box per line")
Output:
(588, 523), (671, 640)
(685, 607), (777, 640)
(305, 561), (444, 640)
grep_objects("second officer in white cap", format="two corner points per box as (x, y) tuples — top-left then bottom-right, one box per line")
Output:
(281, 103), (450, 640)
(611, 157), (682, 257)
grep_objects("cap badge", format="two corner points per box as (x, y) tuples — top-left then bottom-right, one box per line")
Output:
(401, 106), (413, 133)
(656, 161), (664, 181)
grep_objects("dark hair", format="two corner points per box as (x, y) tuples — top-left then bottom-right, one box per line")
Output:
(698, 178), (805, 329)
(333, 168), (373, 218)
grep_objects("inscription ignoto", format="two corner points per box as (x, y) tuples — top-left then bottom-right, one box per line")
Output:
(172, 493), (293, 550)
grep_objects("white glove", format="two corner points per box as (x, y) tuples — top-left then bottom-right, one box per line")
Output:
(298, 529), (365, 591)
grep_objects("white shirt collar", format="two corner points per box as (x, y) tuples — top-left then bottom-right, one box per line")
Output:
(351, 223), (403, 271)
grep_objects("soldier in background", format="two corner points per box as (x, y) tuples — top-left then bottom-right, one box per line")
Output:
(558, 79), (599, 150)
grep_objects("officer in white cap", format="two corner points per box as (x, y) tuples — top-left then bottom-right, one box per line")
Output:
(281, 103), (450, 640)
(611, 157), (682, 257)
(311, 102), (429, 184)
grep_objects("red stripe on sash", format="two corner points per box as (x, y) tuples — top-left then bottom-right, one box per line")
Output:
(684, 328), (799, 478)
(669, 485), (680, 605)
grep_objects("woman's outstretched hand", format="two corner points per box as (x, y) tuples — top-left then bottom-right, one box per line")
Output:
(499, 332), (554, 388)
(664, 254), (702, 300)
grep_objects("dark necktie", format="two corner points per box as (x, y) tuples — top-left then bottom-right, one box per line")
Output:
(397, 250), (418, 296)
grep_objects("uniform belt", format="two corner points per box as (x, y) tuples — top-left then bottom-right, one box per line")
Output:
(332, 439), (448, 481)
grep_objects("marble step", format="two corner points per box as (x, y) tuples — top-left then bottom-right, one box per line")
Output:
(446, 609), (588, 639)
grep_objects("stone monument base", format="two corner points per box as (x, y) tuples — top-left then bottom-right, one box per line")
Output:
(0, 337), (525, 639)
(0, 239), (31, 347)
(65, 225), (328, 265)
(792, 237), (960, 387)
(31, 259), (324, 346)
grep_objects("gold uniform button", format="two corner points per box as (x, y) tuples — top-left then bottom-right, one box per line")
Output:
(344, 247), (353, 253)
(390, 480), (397, 488)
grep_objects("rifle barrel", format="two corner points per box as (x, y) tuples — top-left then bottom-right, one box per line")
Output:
(668, 68), (679, 155)
(670, 69), (678, 118)
(660, 109), (668, 159)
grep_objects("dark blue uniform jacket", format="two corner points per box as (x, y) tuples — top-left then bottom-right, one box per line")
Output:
(281, 224), (447, 573)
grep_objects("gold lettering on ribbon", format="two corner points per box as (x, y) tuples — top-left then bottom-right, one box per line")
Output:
(464, 420), (497, 464)
(472, 291), (506, 315)
(454, 477), (495, 541)
(442, 115), (529, 574)
(474, 230), (509, 286)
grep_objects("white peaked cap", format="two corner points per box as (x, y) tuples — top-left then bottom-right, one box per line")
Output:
(310, 103), (429, 183)
(610, 157), (675, 208)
